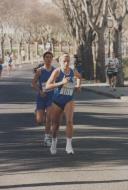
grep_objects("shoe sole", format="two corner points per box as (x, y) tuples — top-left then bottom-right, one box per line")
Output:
(66, 150), (74, 154)
(50, 149), (57, 155)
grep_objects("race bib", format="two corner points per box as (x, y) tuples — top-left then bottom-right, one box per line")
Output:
(60, 82), (75, 96)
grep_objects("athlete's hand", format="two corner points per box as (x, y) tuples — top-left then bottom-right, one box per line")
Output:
(39, 90), (46, 97)
(75, 86), (81, 92)
(62, 77), (70, 85)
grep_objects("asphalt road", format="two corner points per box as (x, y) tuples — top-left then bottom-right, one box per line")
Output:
(0, 64), (128, 190)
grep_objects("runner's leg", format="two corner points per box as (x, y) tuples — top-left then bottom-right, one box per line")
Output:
(36, 109), (45, 125)
(50, 103), (63, 154)
(44, 106), (53, 146)
(64, 101), (74, 154)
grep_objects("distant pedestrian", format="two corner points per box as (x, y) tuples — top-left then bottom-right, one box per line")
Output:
(6, 52), (13, 73)
(105, 52), (119, 90)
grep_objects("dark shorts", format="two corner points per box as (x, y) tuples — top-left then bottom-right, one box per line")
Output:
(36, 95), (53, 111)
(112, 72), (118, 76)
(53, 95), (73, 110)
(107, 72), (118, 78)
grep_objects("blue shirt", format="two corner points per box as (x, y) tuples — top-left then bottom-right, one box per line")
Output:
(54, 68), (75, 100)
(38, 66), (55, 97)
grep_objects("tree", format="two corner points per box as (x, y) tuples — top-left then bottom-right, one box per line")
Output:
(53, 0), (94, 79)
(108, 0), (128, 86)
(53, 0), (109, 81)
(0, 23), (6, 61)
(81, 0), (108, 81)
(0, 0), (66, 61)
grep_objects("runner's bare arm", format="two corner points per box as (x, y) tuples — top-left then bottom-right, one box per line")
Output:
(31, 69), (41, 92)
(74, 69), (82, 88)
(46, 68), (68, 90)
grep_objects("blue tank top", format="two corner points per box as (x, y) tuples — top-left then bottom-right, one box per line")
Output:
(55, 68), (75, 98)
(38, 66), (54, 96)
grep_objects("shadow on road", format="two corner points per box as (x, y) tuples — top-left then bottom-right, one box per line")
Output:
(0, 78), (35, 104)
(0, 71), (128, 174)
(0, 110), (127, 174)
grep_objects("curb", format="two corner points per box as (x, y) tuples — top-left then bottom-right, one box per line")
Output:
(120, 96), (128, 101)
(82, 87), (121, 99)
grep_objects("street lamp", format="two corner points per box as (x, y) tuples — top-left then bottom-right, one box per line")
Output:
(107, 16), (113, 57)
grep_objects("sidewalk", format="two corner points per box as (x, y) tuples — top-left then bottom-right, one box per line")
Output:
(81, 82), (128, 100)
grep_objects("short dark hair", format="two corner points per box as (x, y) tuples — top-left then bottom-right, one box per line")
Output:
(43, 51), (53, 58)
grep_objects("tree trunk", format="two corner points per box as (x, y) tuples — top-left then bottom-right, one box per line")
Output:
(1, 38), (4, 62)
(10, 39), (13, 52)
(96, 30), (106, 82)
(26, 43), (29, 61)
(19, 41), (22, 56)
(35, 42), (38, 58)
(113, 26), (124, 86)
(77, 32), (94, 80)
(68, 42), (71, 53)
(28, 42), (31, 60)
(52, 42), (55, 56)
(59, 41), (62, 53)
(37, 43), (39, 56)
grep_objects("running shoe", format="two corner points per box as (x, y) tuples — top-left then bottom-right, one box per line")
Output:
(50, 138), (57, 155)
(44, 137), (51, 147)
(66, 144), (74, 154)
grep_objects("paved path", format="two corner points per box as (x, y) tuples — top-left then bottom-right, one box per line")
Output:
(82, 82), (128, 100)
(0, 64), (128, 190)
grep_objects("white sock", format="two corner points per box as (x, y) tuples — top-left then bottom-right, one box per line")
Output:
(66, 138), (72, 146)
(50, 138), (57, 154)
(52, 138), (57, 144)
(45, 134), (50, 139)
(66, 138), (74, 154)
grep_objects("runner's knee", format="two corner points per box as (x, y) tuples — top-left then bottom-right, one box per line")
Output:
(66, 120), (73, 126)
(36, 116), (43, 124)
